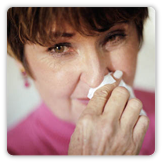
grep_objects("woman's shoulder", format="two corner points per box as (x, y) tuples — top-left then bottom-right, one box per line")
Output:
(7, 103), (44, 155)
(134, 89), (155, 155)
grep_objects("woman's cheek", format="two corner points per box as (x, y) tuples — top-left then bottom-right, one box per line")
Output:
(49, 63), (81, 97)
(27, 54), (79, 98)
(107, 49), (137, 85)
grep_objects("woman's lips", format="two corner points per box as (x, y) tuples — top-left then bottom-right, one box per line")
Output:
(76, 98), (90, 105)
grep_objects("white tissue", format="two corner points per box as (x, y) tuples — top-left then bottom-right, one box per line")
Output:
(87, 73), (146, 116)
(87, 73), (116, 99)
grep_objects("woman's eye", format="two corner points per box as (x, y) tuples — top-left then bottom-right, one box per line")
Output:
(108, 35), (120, 42)
(103, 30), (127, 49)
(107, 34), (126, 44)
(52, 45), (66, 53)
(48, 42), (73, 57)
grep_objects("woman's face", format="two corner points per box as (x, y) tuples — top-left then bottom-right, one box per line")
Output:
(24, 22), (139, 123)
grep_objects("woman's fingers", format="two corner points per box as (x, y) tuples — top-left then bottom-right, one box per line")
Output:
(120, 98), (143, 132)
(70, 69), (149, 155)
(85, 71), (123, 116)
(103, 86), (130, 120)
(133, 115), (150, 153)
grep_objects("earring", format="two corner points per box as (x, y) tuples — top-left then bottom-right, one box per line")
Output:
(21, 68), (30, 88)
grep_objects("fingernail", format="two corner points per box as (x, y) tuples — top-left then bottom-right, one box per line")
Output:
(113, 70), (123, 79)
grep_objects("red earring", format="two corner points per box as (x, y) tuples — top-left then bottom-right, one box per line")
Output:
(21, 69), (30, 88)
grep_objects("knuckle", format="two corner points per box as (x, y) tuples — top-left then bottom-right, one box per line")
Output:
(128, 98), (143, 110)
(113, 86), (130, 98)
(94, 89), (108, 99)
(79, 114), (94, 126)
(94, 85), (112, 98)
(107, 122), (114, 135)
(103, 122), (115, 138)
(111, 82), (118, 88)
(99, 117), (115, 138)
(103, 125), (114, 140)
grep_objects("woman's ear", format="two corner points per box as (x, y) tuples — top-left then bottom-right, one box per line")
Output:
(15, 60), (30, 87)
(16, 60), (25, 72)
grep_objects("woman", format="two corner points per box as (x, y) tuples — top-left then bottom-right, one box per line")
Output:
(7, 7), (155, 155)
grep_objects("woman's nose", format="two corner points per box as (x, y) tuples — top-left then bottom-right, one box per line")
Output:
(80, 50), (109, 88)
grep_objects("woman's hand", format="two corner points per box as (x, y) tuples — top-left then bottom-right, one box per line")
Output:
(68, 74), (149, 155)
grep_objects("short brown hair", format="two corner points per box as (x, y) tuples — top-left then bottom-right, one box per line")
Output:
(7, 7), (148, 78)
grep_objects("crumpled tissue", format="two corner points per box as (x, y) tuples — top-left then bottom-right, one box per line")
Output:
(87, 73), (146, 116)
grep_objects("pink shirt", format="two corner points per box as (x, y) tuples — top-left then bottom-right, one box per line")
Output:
(7, 89), (155, 155)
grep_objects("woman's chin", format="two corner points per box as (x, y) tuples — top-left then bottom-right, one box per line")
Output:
(71, 99), (90, 122)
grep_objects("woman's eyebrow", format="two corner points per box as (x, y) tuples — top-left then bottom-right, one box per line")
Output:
(97, 21), (129, 33)
(52, 32), (75, 38)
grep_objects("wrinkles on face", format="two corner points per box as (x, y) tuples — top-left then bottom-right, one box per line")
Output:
(24, 22), (139, 123)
